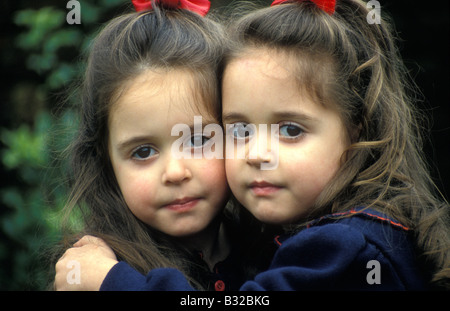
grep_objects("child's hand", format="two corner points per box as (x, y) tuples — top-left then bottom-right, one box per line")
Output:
(54, 235), (118, 291)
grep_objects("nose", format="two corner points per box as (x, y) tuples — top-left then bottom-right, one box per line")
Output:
(246, 152), (273, 168)
(246, 131), (274, 169)
(161, 157), (192, 184)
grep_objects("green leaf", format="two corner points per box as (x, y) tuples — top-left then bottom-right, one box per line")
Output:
(14, 7), (65, 50)
(43, 29), (83, 54)
(47, 63), (78, 89)
(26, 53), (57, 73)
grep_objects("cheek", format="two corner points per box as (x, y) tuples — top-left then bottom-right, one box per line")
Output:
(115, 166), (157, 212)
(225, 159), (240, 188)
(291, 164), (335, 195)
(125, 181), (156, 209)
(282, 148), (341, 198)
(199, 159), (228, 189)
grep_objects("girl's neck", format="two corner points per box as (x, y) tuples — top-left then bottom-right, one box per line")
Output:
(179, 217), (230, 271)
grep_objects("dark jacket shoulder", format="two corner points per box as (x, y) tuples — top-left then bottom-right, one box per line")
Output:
(260, 208), (428, 290)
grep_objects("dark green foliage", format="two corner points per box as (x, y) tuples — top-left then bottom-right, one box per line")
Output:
(0, 0), (128, 291)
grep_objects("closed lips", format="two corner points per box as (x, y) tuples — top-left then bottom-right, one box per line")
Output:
(163, 197), (200, 210)
(249, 181), (282, 196)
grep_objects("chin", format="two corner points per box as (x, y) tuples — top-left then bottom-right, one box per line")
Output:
(250, 207), (290, 225)
(170, 222), (211, 238)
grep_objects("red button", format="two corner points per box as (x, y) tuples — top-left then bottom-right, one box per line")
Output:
(215, 280), (225, 291)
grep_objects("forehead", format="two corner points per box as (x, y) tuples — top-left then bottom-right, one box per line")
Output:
(226, 49), (294, 81)
(222, 48), (347, 122)
(225, 47), (341, 114)
(110, 69), (214, 121)
(223, 49), (319, 110)
(107, 70), (219, 148)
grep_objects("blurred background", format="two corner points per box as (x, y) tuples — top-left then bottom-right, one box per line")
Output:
(0, 0), (448, 290)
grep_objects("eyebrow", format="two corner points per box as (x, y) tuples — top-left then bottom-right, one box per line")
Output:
(274, 110), (317, 120)
(222, 111), (318, 123)
(222, 112), (247, 123)
(116, 135), (155, 154)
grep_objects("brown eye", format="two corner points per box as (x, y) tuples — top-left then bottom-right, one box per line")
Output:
(279, 123), (304, 139)
(132, 145), (157, 160)
(188, 134), (210, 147)
(231, 123), (255, 139)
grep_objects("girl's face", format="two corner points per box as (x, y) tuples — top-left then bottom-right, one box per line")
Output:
(222, 50), (350, 225)
(108, 69), (229, 237)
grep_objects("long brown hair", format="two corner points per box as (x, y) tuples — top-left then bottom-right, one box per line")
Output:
(223, 0), (449, 288)
(55, 4), (225, 289)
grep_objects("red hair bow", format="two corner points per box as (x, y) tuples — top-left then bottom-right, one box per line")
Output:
(271, 0), (336, 15)
(132, 0), (211, 16)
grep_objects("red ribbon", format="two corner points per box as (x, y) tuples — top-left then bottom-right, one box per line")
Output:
(271, 0), (336, 15)
(132, 0), (211, 16)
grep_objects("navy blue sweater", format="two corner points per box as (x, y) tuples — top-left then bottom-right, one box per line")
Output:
(100, 208), (428, 291)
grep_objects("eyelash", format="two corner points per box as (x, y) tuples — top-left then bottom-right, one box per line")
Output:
(130, 134), (212, 161)
(188, 134), (212, 148)
(228, 123), (255, 140)
(228, 122), (305, 141)
(278, 122), (305, 141)
(131, 144), (158, 161)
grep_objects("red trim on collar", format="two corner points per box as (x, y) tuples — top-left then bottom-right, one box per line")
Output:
(307, 208), (410, 231)
(274, 235), (283, 246)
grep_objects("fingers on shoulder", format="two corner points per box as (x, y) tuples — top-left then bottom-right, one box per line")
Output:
(74, 235), (107, 247)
